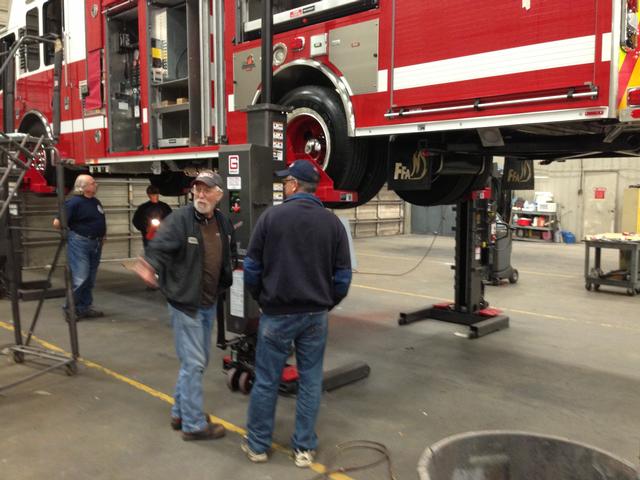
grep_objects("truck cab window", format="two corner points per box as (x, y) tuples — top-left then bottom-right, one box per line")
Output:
(25, 7), (40, 71)
(43, 0), (63, 66)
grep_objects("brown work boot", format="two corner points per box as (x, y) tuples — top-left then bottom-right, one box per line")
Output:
(171, 413), (210, 431)
(182, 422), (225, 441)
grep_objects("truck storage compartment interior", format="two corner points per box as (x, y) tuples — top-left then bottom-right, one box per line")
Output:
(149, 0), (201, 149)
(106, 7), (142, 152)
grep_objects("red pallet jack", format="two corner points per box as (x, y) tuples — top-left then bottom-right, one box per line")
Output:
(399, 187), (510, 338)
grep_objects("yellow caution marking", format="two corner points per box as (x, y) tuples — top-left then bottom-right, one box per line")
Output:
(0, 320), (353, 479)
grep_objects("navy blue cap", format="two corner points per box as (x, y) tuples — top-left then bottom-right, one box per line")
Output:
(275, 160), (320, 183)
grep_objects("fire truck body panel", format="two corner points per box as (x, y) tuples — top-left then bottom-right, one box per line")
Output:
(2, 0), (640, 204)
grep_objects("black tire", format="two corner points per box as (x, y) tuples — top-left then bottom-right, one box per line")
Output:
(225, 367), (240, 392)
(395, 174), (477, 206)
(238, 371), (253, 395)
(626, 288), (635, 296)
(585, 282), (593, 291)
(280, 85), (366, 190)
(353, 137), (389, 206)
(508, 269), (519, 284)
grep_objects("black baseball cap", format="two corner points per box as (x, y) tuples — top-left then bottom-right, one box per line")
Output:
(275, 160), (320, 183)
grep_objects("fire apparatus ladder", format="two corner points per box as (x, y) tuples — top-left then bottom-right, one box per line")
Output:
(0, 35), (80, 393)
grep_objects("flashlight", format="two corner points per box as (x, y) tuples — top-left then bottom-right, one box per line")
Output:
(151, 218), (160, 227)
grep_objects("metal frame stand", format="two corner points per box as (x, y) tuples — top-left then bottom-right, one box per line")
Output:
(398, 192), (510, 338)
(0, 36), (79, 393)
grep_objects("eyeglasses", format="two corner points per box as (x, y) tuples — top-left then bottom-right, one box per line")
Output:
(192, 185), (218, 195)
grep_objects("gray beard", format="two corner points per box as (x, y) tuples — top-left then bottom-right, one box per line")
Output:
(194, 201), (213, 216)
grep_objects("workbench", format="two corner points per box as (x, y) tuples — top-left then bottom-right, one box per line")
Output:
(584, 239), (640, 296)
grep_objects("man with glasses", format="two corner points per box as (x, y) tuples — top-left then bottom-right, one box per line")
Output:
(133, 170), (237, 441)
(241, 160), (352, 467)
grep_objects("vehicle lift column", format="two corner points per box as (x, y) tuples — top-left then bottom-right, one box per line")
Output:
(398, 189), (510, 338)
(216, 0), (369, 393)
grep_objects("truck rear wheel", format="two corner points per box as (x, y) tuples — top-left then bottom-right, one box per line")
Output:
(395, 174), (477, 206)
(280, 85), (366, 190)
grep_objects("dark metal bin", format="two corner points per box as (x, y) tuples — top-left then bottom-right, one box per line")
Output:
(418, 431), (637, 480)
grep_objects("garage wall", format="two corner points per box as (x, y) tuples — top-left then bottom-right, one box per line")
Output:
(335, 185), (405, 238)
(19, 181), (403, 268)
(514, 158), (640, 240)
(19, 178), (184, 268)
(0, 0), (9, 29)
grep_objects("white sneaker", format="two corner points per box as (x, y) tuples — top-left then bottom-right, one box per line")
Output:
(241, 441), (268, 463)
(293, 449), (316, 468)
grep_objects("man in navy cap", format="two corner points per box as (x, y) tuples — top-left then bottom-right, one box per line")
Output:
(241, 160), (352, 467)
(133, 170), (236, 441)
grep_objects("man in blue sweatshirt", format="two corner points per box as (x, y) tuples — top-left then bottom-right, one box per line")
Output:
(242, 160), (352, 468)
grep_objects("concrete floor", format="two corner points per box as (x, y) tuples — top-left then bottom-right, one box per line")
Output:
(1, 234), (639, 479)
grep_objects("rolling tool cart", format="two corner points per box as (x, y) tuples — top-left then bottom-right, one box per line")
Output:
(584, 238), (640, 296)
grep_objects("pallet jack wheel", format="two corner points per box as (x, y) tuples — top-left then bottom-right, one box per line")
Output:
(585, 282), (593, 291)
(238, 371), (253, 395)
(626, 288), (636, 296)
(65, 361), (78, 376)
(12, 351), (24, 364)
(226, 367), (240, 392)
(508, 269), (519, 284)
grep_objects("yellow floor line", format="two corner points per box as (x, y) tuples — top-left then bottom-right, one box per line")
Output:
(0, 320), (352, 479)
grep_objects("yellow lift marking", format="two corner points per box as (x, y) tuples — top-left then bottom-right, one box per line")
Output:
(0, 320), (352, 480)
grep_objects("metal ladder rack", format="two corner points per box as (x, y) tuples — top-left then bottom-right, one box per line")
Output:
(0, 35), (80, 393)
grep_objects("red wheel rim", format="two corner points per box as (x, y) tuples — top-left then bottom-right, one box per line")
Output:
(286, 108), (330, 170)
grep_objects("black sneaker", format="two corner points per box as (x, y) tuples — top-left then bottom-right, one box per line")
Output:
(83, 308), (104, 319)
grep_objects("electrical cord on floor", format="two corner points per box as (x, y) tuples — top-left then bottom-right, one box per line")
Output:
(308, 440), (398, 480)
(352, 213), (445, 277)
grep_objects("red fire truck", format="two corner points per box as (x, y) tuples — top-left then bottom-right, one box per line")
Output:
(1, 0), (640, 206)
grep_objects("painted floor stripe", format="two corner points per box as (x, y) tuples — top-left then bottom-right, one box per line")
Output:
(0, 320), (352, 480)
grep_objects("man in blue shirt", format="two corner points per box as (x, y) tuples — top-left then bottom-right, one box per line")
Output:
(54, 174), (106, 320)
(242, 160), (352, 468)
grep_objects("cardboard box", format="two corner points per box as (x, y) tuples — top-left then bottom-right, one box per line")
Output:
(537, 202), (557, 212)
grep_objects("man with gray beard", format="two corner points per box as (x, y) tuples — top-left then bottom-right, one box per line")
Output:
(133, 170), (237, 441)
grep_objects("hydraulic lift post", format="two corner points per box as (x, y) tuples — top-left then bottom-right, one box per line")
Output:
(398, 188), (510, 338)
(216, 0), (369, 394)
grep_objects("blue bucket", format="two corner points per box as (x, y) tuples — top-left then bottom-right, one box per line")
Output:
(561, 231), (576, 244)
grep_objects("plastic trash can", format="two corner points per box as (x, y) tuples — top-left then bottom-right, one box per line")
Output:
(418, 431), (637, 480)
(562, 231), (576, 244)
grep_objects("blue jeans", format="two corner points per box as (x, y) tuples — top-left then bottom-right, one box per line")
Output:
(169, 303), (215, 433)
(66, 231), (102, 315)
(247, 311), (328, 454)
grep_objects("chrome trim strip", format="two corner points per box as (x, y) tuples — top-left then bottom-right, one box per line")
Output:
(271, 59), (356, 136)
(384, 90), (599, 119)
(90, 150), (219, 164)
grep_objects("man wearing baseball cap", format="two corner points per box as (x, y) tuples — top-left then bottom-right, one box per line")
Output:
(134, 170), (237, 441)
(242, 160), (352, 467)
